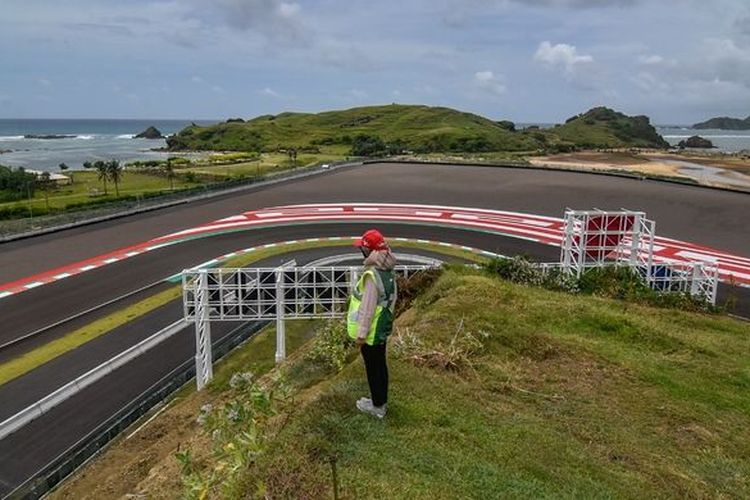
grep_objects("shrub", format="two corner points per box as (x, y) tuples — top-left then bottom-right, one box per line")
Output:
(305, 320), (352, 372)
(484, 256), (577, 292)
(395, 268), (444, 316)
(178, 372), (291, 498)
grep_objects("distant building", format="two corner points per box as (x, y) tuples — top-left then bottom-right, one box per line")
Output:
(27, 169), (72, 186)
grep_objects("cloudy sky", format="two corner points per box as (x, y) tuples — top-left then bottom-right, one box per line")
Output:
(1, 0), (749, 124)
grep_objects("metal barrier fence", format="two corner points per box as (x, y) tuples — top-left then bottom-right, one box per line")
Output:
(5, 321), (267, 500)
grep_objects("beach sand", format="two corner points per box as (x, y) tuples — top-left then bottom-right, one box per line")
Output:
(529, 151), (750, 190)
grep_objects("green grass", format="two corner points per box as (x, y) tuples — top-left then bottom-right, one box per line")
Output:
(234, 268), (750, 498)
(181, 150), (346, 178)
(166, 104), (670, 155)
(0, 170), (193, 214)
(0, 286), (182, 386)
(166, 104), (540, 153)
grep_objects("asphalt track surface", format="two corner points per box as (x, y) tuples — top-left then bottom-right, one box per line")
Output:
(0, 162), (748, 495)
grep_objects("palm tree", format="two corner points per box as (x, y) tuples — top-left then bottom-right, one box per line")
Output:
(59, 162), (72, 184)
(163, 158), (176, 191)
(94, 160), (109, 195)
(37, 171), (54, 211)
(107, 159), (123, 197)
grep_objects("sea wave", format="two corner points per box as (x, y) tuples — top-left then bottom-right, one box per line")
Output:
(0, 135), (24, 141)
(76, 135), (94, 140)
(663, 135), (750, 139)
(116, 134), (135, 139)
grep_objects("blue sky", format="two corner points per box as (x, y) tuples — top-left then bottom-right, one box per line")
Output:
(1, 0), (749, 123)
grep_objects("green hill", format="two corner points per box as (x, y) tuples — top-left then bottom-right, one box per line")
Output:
(166, 104), (538, 153)
(166, 104), (669, 154)
(693, 116), (750, 130)
(552, 107), (670, 149)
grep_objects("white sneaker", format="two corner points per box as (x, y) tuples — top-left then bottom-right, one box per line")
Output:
(356, 398), (387, 419)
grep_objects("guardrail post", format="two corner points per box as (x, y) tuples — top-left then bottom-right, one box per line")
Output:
(194, 270), (213, 390)
(275, 267), (286, 363)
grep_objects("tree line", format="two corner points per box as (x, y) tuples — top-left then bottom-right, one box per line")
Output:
(82, 160), (124, 196)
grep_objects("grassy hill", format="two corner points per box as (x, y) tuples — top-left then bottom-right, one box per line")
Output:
(693, 115), (750, 130)
(167, 104), (539, 153)
(166, 104), (669, 154)
(54, 266), (750, 499)
(552, 107), (670, 149)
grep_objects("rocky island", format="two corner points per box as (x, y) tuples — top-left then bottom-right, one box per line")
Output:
(693, 115), (750, 130)
(677, 136), (715, 149)
(134, 126), (165, 139)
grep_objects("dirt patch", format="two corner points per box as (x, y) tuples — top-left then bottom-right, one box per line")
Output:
(529, 153), (687, 178)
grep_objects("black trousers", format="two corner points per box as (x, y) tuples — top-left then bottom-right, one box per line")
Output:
(361, 343), (388, 407)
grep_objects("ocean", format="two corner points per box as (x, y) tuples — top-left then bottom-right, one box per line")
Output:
(0, 119), (217, 172)
(657, 126), (750, 153)
(1, 120), (749, 173)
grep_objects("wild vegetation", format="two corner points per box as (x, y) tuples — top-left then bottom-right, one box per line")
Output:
(166, 104), (670, 155)
(552, 107), (670, 149)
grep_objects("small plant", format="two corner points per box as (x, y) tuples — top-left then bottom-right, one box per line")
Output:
(305, 320), (352, 372)
(178, 373), (291, 498)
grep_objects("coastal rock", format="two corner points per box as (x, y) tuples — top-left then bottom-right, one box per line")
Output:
(677, 136), (715, 149)
(24, 134), (76, 139)
(134, 126), (165, 139)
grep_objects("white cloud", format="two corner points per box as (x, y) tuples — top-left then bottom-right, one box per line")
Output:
(534, 41), (593, 75)
(520, 0), (637, 7)
(37, 78), (52, 86)
(191, 75), (204, 84)
(260, 87), (281, 97)
(638, 54), (664, 65)
(278, 2), (301, 18)
(474, 70), (506, 95)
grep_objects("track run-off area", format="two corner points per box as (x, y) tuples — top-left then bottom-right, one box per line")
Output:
(1, 202), (748, 298)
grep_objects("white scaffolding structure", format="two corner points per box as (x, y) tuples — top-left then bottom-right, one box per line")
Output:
(561, 209), (655, 276)
(183, 264), (433, 390)
(561, 209), (718, 304)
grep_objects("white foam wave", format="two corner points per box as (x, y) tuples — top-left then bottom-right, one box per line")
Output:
(0, 135), (24, 141)
(117, 134), (135, 139)
(76, 135), (94, 140)
(664, 135), (750, 139)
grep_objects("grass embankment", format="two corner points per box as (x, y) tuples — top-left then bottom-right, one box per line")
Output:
(54, 267), (750, 499)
